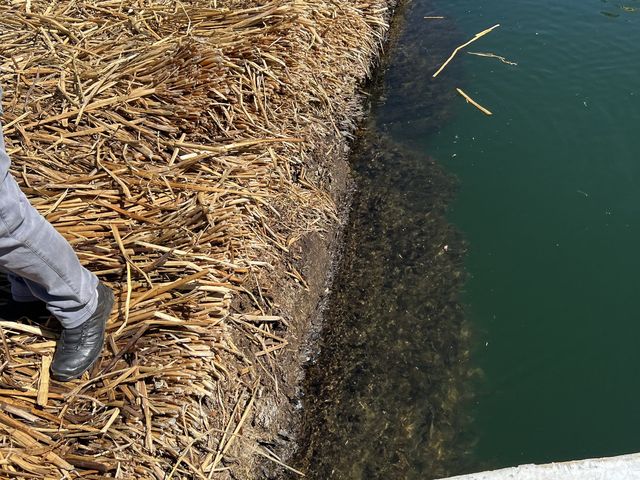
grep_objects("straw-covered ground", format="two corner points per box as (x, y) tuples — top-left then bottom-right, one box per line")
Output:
(0, 1), (393, 478)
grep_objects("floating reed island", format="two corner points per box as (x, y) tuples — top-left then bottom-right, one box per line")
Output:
(0, 1), (392, 477)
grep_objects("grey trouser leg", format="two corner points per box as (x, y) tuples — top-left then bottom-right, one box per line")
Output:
(0, 121), (99, 328)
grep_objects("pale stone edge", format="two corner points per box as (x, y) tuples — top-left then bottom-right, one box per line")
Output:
(438, 453), (640, 480)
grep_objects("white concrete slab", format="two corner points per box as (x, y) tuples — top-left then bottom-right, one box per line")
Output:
(437, 453), (640, 480)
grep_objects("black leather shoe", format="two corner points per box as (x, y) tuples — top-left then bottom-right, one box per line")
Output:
(51, 283), (114, 382)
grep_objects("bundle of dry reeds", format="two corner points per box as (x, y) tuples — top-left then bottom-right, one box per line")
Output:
(0, 0), (390, 477)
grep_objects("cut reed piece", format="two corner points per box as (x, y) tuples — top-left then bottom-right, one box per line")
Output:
(456, 88), (493, 115)
(36, 355), (52, 407)
(468, 51), (518, 66)
(433, 24), (501, 78)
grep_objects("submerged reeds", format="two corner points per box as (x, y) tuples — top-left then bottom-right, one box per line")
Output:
(0, 1), (390, 477)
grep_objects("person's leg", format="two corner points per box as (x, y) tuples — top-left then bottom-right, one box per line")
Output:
(0, 170), (100, 327)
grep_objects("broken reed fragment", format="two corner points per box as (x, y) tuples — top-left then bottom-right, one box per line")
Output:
(36, 355), (52, 407)
(433, 24), (501, 78)
(456, 88), (493, 115)
(468, 51), (518, 66)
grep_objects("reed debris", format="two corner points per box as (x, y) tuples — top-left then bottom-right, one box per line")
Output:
(433, 23), (500, 78)
(456, 88), (493, 115)
(468, 51), (518, 66)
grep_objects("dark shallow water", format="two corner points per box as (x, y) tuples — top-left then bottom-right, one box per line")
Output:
(297, 0), (640, 477)
(294, 3), (473, 478)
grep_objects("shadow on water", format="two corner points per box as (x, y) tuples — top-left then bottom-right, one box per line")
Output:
(293, 1), (478, 478)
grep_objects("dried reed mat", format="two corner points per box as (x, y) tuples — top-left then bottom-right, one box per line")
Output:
(0, 1), (391, 478)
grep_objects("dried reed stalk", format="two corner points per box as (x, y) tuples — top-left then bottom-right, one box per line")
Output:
(468, 51), (518, 66)
(456, 88), (494, 115)
(433, 24), (500, 78)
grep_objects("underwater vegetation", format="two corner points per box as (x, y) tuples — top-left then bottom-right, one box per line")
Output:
(293, 2), (479, 478)
(296, 130), (475, 479)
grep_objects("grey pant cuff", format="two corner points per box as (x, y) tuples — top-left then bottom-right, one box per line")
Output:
(61, 286), (100, 329)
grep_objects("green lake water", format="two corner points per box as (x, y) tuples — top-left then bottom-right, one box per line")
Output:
(296, 0), (640, 478)
(417, 0), (640, 471)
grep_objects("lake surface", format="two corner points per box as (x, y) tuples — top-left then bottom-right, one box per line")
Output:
(298, 0), (640, 477)
(419, 0), (640, 471)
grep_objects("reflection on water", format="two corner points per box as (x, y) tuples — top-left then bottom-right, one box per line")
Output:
(295, 2), (474, 478)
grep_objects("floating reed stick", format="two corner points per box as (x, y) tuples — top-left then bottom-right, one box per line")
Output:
(456, 88), (493, 115)
(468, 51), (518, 66)
(433, 24), (500, 78)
